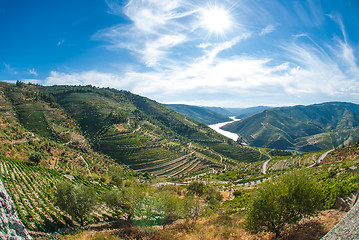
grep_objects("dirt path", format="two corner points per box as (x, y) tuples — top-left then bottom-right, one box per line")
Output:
(80, 156), (91, 175)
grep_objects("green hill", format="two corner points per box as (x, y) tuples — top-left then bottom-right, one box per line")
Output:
(0, 82), (271, 179)
(222, 102), (359, 152)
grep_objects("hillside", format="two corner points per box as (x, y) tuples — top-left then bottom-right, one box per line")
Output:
(222, 102), (359, 152)
(166, 104), (231, 125)
(0, 82), (273, 179)
(166, 104), (272, 125)
(1, 83), (358, 238)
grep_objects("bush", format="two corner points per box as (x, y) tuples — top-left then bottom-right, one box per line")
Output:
(29, 151), (42, 165)
(187, 182), (207, 196)
(104, 184), (146, 221)
(245, 171), (324, 237)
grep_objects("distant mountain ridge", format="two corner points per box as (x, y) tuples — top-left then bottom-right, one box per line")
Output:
(166, 104), (272, 125)
(222, 102), (359, 152)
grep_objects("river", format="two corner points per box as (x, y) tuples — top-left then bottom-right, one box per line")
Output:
(209, 117), (241, 141)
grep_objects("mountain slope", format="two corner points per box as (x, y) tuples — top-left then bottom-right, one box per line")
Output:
(0, 82), (271, 178)
(166, 104), (231, 125)
(222, 102), (359, 152)
(166, 104), (272, 125)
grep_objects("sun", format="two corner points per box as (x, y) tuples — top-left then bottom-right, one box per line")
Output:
(200, 6), (232, 35)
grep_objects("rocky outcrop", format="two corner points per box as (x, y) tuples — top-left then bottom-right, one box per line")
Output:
(321, 192), (359, 240)
(0, 179), (32, 240)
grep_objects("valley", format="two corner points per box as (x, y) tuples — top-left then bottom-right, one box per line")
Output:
(0, 82), (358, 240)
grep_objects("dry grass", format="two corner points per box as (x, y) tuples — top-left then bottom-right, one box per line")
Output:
(53, 209), (346, 240)
(114, 124), (130, 133)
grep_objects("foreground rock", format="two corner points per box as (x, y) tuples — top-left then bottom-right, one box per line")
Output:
(0, 180), (32, 240)
(321, 193), (359, 240)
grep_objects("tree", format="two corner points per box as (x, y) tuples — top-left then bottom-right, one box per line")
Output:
(54, 182), (98, 225)
(187, 182), (207, 196)
(133, 196), (165, 229)
(244, 171), (324, 237)
(103, 189), (122, 212)
(120, 185), (146, 221)
(156, 191), (184, 228)
(29, 151), (42, 166)
(183, 195), (202, 223)
(104, 184), (145, 222)
(204, 186), (223, 206)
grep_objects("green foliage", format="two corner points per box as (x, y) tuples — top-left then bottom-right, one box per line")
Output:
(244, 171), (324, 237)
(187, 182), (207, 196)
(232, 190), (242, 198)
(183, 195), (202, 222)
(29, 151), (42, 165)
(54, 182), (98, 225)
(318, 167), (359, 209)
(104, 183), (146, 221)
(156, 190), (184, 227)
(204, 186), (223, 206)
(133, 196), (165, 230)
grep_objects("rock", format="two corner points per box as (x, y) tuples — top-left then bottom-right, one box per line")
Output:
(333, 197), (350, 212)
(0, 180), (32, 240)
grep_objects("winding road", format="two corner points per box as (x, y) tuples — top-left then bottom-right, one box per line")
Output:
(307, 149), (334, 168)
(262, 159), (270, 174)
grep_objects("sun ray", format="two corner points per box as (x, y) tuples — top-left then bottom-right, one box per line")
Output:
(199, 6), (232, 37)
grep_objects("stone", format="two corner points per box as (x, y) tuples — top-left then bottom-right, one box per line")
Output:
(0, 180), (32, 240)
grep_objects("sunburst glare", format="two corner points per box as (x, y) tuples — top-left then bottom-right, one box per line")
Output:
(200, 6), (232, 36)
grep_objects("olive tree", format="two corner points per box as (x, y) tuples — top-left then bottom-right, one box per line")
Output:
(54, 182), (98, 225)
(104, 185), (145, 222)
(156, 190), (184, 228)
(245, 171), (324, 237)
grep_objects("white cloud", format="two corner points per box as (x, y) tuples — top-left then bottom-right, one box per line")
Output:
(96, 0), (197, 66)
(140, 34), (187, 66)
(259, 24), (275, 36)
(44, 26), (359, 107)
(43, 71), (132, 89)
(41, 1), (359, 107)
(29, 68), (38, 76)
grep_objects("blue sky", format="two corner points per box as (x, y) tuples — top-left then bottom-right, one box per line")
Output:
(1, 0), (359, 107)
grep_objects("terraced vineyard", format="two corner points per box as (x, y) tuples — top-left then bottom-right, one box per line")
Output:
(205, 142), (269, 163)
(0, 83), (275, 180)
(0, 156), (113, 232)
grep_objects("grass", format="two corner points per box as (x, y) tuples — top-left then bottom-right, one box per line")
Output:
(55, 208), (346, 240)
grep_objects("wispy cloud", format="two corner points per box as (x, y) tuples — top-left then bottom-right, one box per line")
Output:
(3, 63), (18, 75)
(29, 68), (38, 76)
(57, 40), (64, 46)
(95, 0), (197, 66)
(259, 24), (275, 36)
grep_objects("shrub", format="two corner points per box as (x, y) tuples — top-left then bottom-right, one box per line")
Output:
(245, 171), (324, 237)
(29, 151), (42, 165)
(187, 182), (207, 196)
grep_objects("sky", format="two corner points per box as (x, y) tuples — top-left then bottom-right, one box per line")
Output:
(1, 0), (359, 107)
